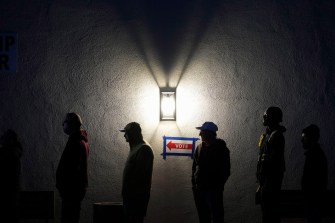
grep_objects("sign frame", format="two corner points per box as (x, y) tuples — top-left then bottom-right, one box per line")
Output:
(161, 136), (199, 160)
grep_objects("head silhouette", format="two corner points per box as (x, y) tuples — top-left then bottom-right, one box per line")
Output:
(0, 129), (22, 156)
(120, 122), (144, 146)
(0, 129), (19, 147)
(63, 113), (82, 135)
(196, 122), (218, 144)
(302, 124), (320, 149)
(263, 106), (283, 127)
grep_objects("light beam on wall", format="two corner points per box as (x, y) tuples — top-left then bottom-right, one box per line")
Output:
(160, 89), (176, 121)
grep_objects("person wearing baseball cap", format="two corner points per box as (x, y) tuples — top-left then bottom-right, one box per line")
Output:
(192, 121), (231, 223)
(119, 122), (154, 223)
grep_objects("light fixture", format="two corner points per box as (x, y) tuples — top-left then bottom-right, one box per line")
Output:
(160, 88), (176, 121)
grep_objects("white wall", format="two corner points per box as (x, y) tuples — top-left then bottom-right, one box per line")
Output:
(1, 0), (334, 222)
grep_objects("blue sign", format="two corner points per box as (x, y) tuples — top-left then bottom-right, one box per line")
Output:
(0, 33), (18, 73)
(161, 136), (199, 160)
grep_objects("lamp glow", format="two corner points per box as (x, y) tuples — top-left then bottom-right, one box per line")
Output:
(160, 90), (176, 121)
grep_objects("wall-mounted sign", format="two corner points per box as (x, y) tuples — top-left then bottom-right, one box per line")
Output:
(0, 33), (17, 73)
(161, 136), (199, 160)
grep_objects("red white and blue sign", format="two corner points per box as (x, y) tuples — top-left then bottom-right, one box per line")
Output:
(161, 136), (199, 160)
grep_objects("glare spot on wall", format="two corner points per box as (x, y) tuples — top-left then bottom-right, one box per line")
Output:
(177, 86), (204, 125)
(135, 85), (160, 130)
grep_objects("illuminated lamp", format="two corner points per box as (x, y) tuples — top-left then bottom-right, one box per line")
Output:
(160, 89), (176, 121)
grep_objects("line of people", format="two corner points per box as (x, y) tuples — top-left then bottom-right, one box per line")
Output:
(0, 107), (329, 223)
(255, 107), (328, 223)
(192, 107), (327, 223)
(56, 114), (155, 223)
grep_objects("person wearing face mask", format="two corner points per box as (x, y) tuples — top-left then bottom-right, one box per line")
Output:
(192, 122), (231, 223)
(256, 106), (286, 223)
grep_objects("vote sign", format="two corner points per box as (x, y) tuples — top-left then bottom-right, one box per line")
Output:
(161, 136), (199, 159)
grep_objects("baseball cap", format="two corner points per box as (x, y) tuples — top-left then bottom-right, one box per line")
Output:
(196, 122), (218, 132)
(119, 122), (141, 133)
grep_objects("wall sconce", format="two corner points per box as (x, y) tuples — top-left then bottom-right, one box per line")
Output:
(160, 88), (176, 121)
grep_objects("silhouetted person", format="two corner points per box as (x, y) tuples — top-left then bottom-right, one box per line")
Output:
(56, 113), (89, 223)
(0, 129), (22, 223)
(192, 122), (231, 223)
(256, 107), (286, 223)
(120, 122), (154, 223)
(301, 124), (328, 223)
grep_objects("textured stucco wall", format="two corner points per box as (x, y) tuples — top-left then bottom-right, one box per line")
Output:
(1, 0), (335, 222)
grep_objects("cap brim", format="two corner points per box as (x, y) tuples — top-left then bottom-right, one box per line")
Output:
(195, 127), (202, 130)
(119, 129), (126, 132)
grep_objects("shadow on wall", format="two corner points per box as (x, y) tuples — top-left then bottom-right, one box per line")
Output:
(112, 0), (223, 88)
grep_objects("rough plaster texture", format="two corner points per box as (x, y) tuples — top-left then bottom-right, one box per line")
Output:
(1, 0), (335, 222)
